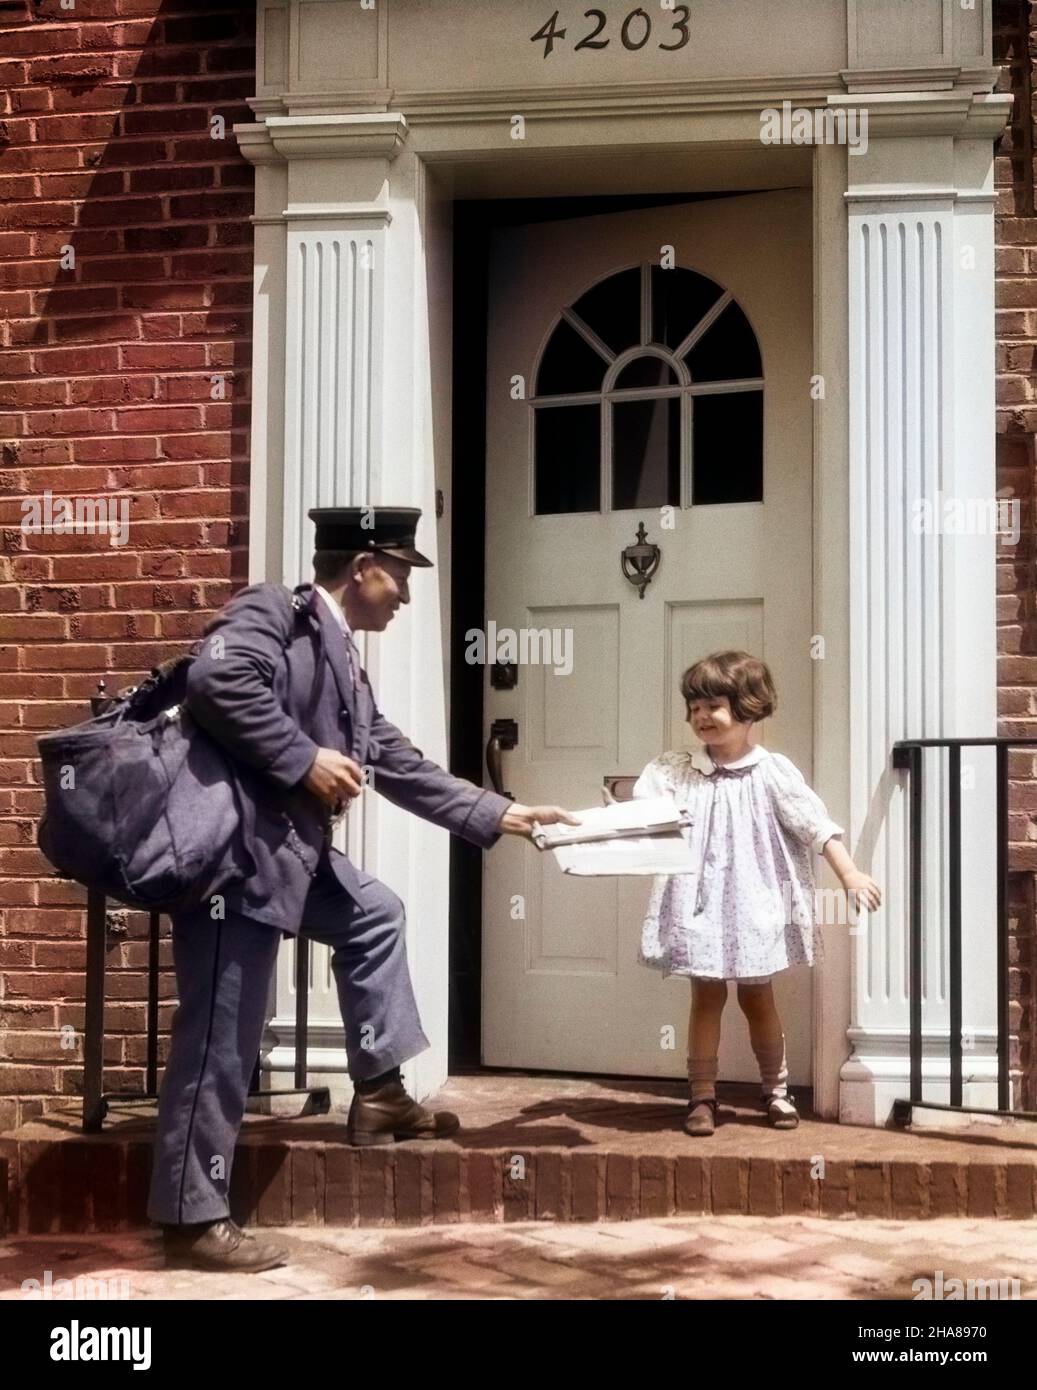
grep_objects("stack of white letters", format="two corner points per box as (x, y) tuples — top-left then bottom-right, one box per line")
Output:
(531, 796), (695, 876)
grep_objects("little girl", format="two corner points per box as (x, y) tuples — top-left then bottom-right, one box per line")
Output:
(632, 650), (881, 1136)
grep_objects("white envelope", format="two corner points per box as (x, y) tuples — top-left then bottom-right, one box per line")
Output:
(532, 795), (697, 876)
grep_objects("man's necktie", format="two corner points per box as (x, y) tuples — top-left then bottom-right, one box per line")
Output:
(343, 631), (361, 690)
(329, 630), (360, 840)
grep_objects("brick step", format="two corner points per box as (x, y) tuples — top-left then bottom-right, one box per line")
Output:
(2, 1130), (1036, 1232)
(2, 1075), (1036, 1232)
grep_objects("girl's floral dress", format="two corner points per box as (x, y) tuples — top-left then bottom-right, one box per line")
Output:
(632, 745), (844, 981)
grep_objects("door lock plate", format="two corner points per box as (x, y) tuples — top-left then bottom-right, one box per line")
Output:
(490, 718), (518, 749)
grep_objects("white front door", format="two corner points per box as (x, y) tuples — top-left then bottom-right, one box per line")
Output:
(481, 191), (814, 1083)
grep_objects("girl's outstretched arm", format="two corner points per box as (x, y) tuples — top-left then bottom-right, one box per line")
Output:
(822, 836), (882, 912)
(764, 753), (881, 911)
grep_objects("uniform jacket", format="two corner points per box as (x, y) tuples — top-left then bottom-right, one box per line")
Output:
(184, 581), (510, 933)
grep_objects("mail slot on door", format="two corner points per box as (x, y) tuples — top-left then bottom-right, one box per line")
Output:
(603, 774), (638, 803)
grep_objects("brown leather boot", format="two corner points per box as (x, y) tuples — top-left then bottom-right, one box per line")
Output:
(161, 1218), (288, 1272)
(346, 1078), (460, 1147)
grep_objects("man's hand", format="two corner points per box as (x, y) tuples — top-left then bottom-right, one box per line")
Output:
(302, 748), (365, 811)
(498, 803), (582, 839)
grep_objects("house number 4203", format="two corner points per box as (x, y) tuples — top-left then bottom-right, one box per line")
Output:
(531, 7), (691, 58)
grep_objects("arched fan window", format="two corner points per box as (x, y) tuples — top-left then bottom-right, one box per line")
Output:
(532, 264), (763, 514)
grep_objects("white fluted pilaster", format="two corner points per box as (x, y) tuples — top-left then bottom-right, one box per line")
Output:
(236, 116), (408, 1104)
(840, 123), (1001, 1122)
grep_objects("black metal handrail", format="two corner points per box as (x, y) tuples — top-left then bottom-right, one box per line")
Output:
(892, 737), (1037, 1125)
(81, 884), (329, 1132)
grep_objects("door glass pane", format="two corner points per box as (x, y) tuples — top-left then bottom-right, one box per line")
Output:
(692, 391), (763, 504)
(537, 318), (608, 396)
(535, 404), (600, 513)
(614, 356), (677, 389)
(612, 396), (680, 510)
(685, 301), (762, 382)
(570, 267), (641, 355)
(651, 265), (725, 351)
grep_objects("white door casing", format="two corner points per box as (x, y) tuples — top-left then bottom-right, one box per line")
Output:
(482, 192), (816, 1082)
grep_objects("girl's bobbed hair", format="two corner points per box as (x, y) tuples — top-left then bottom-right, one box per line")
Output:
(681, 650), (776, 724)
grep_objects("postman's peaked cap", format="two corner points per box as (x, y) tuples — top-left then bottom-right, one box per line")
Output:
(308, 506), (433, 567)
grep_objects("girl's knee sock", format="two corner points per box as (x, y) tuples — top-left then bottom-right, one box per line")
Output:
(688, 1056), (718, 1104)
(752, 1034), (789, 1099)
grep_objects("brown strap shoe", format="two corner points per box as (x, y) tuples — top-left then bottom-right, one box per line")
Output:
(683, 1096), (718, 1136)
(346, 1078), (460, 1147)
(161, 1218), (288, 1273)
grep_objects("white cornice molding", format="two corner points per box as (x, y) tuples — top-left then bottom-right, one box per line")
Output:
(961, 91), (1015, 138)
(827, 89), (1012, 138)
(234, 87), (1009, 167)
(248, 97), (287, 117)
(234, 123), (279, 165)
(234, 113), (409, 164)
(268, 112), (408, 159)
(844, 67), (957, 92)
(284, 90), (395, 114)
(241, 68), (1002, 126)
(261, 71), (1005, 121)
(841, 64), (1001, 93)
(380, 73), (846, 119)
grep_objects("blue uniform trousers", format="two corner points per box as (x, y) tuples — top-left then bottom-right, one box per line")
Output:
(146, 862), (429, 1225)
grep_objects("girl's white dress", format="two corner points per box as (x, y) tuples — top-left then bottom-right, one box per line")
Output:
(631, 745), (844, 981)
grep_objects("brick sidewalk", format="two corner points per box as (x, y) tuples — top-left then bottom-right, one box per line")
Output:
(1, 1216), (1036, 1300)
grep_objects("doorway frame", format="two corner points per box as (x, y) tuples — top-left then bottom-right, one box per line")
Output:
(236, 80), (1005, 1120)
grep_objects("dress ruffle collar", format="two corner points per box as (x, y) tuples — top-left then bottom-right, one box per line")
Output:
(688, 745), (769, 776)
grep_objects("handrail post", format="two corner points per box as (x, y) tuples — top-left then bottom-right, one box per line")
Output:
(948, 746), (962, 1108)
(908, 745), (924, 1106)
(83, 886), (107, 1132)
(996, 742), (1009, 1112)
(294, 935), (309, 1091)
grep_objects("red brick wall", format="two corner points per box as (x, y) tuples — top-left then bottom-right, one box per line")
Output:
(995, 0), (1037, 1109)
(0, 0), (255, 1130)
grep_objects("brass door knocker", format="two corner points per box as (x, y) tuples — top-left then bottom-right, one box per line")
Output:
(621, 521), (661, 599)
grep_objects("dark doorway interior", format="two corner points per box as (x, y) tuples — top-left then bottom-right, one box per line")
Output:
(447, 190), (771, 1069)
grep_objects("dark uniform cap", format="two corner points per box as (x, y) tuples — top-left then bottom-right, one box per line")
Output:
(308, 506), (433, 567)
